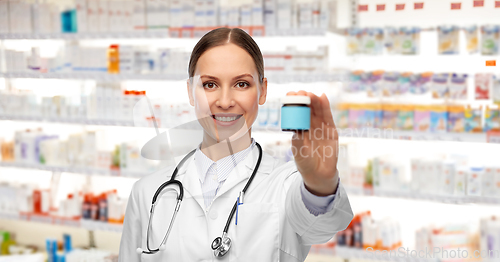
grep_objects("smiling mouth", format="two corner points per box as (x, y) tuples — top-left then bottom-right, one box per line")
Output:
(211, 115), (243, 122)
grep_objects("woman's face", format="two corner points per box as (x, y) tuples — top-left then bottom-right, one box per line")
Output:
(187, 43), (267, 142)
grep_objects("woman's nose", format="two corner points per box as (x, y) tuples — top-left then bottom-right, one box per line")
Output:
(215, 88), (235, 109)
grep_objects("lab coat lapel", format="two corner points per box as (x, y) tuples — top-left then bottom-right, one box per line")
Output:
(214, 145), (274, 201)
(174, 156), (206, 212)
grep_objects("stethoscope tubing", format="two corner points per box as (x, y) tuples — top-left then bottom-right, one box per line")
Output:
(142, 142), (262, 255)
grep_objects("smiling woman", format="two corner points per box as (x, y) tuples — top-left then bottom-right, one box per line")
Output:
(118, 27), (353, 262)
(186, 28), (268, 161)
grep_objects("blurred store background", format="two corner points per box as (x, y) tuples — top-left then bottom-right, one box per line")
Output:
(0, 0), (500, 261)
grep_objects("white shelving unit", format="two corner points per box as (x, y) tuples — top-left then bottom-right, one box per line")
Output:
(0, 115), (136, 127)
(0, 161), (147, 178)
(0, 212), (123, 233)
(334, 246), (439, 262)
(0, 32), (170, 40)
(344, 186), (500, 205)
(0, 116), (493, 144)
(1, 1), (500, 259)
(0, 72), (347, 83)
(0, 28), (328, 40)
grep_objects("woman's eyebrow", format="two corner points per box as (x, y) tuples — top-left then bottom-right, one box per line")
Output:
(200, 75), (219, 80)
(232, 74), (254, 81)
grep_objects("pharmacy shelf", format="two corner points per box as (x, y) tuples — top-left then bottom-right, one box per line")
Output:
(344, 186), (500, 205)
(338, 129), (490, 143)
(0, 115), (135, 127)
(0, 72), (347, 83)
(0, 212), (123, 233)
(0, 117), (494, 144)
(0, 29), (327, 40)
(253, 126), (493, 143)
(0, 31), (170, 40)
(0, 72), (188, 81)
(334, 246), (439, 262)
(0, 161), (147, 178)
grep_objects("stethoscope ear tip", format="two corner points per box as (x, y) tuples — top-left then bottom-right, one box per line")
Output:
(159, 244), (167, 251)
(136, 248), (143, 254)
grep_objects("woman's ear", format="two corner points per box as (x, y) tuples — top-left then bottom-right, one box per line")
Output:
(258, 77), (268, 105)
(187, 79), (194, 106)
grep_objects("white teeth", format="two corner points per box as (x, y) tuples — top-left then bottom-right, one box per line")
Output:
(214, 116), (239, 122)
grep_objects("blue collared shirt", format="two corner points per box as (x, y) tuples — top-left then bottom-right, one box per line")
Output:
(194, 138), (337, 216)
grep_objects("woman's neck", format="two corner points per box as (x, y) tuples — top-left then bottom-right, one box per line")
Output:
(200, 130), (253, 162)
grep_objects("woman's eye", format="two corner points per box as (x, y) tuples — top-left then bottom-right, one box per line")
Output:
(236, 82), (249, 88)
(203, 82), (216, 89)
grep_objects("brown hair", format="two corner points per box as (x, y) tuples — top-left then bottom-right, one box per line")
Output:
(188, 27), (264, 83)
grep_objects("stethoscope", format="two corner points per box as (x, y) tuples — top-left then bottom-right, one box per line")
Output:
(136, 142), (263, 258)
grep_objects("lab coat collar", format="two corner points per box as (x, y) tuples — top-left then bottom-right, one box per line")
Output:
(172, 141), (275, 211)
(213, 142), (275, 202)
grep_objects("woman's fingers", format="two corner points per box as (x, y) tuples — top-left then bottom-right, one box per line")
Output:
(307, 92), (324, 125)
(320, 93), (336, 128)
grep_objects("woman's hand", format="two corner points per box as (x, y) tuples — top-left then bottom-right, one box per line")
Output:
(287, 91), (339, 196)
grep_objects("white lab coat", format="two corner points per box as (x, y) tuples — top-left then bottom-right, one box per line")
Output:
(118, 143), (353, 262)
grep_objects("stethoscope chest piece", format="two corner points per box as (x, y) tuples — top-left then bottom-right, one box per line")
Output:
(212, 235), (232, 257)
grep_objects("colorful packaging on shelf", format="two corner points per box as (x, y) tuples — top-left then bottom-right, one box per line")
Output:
(267, 100), (280, 127)
(364, 104), (383, 128)
(475, 73), (493, 100)
(397, 105), (414, 131)
(467, 167), (483, 196)
(494, 168), (500, 197)
(464, 25), (479, 54)
(346, 71), (363, 92)
(431, 73), (449, 99)
(257, 102), (269, 127)
(359, 71), (372, 92)
(437, 26), (459, 55)
(442, 161), (455, 195)
(493, 77), (500, 105)
(335, 103), (349, 129)
(430, 105), (448, 133)
(382, 104), (398, 129)
(482, 167), (497, 197)
(348, 104), (365, 129)
(484, 106), (500, 132)
(366, 70), (384, 97)
(464, 105), (483, 132)
(384, 27), (400, 55)
(397, 72), (412, 95)
(454, 168), (467, 195)
(480, 25), (500, 55)
(382, 72), (399, 97)
(400, 27), (420, 55)
(449, 74), (468, 100)
(346, 28), (362, 55)
(447, 105), (465, 133)
(363, 28), (384, 55)
(414, 105), (431, 132)
(410, 72), (433, 94)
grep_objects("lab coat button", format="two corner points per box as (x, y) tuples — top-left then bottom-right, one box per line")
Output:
(209, 210), (218, 220)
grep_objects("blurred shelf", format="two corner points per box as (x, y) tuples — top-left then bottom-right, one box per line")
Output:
(0, 212), (122, 233)
(253, 126), (492, 143)
(0, 72), (188, 81)
(0, 72), (346, 83)
(335, 246), (439, 262)
(0, 115), (135, 126)
(338, 130), (489, 143)
(0, 161), (146, 178)
(0, 117), (493, 144)
(0, 31), (170, 40)
(345, 186), (500, 205)
(0, 29), (328, 40)
(0, 115), (136, 126)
